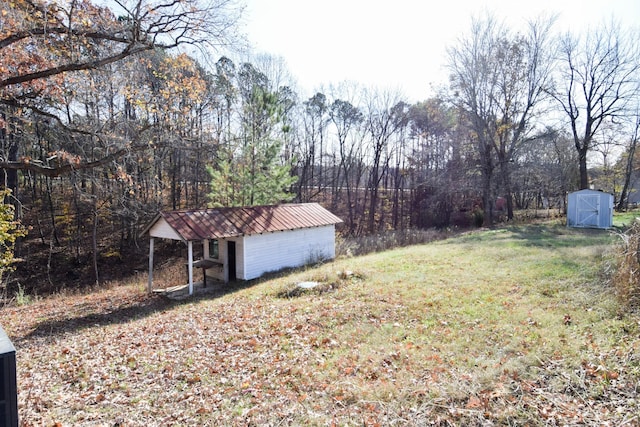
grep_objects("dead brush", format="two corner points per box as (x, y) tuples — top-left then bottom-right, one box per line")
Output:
(151, 260), (185, 290)
(612, 219), (640, 311)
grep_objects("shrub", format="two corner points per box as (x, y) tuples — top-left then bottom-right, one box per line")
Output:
(473, 208), (484, 227)
(0, 189), (27, 282)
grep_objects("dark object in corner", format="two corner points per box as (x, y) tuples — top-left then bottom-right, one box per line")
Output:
(0, 324), (18, 427)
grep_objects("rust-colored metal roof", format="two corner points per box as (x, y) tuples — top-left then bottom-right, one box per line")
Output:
(150, 203), (342, 241)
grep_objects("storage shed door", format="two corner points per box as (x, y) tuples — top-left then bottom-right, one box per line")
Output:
(577, 193), (600, 227)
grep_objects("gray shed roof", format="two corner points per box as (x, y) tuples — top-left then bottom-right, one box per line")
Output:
(144, 203), (343, 241)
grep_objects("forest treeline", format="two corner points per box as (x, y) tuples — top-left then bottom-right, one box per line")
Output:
(1, 0), (639, 291)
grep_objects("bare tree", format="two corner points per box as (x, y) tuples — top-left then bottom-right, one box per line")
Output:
(552, 21), (640, 189)
(363, 89), (406, 233)
(296, 93), (328, 201)
(328, 98), (364, 234)
(447, 13), (555, 223)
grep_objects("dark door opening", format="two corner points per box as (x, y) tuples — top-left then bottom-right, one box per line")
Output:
(227, 241), (236, 281)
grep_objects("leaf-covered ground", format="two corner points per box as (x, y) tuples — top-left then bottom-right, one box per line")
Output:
(2, 224), (640, 426)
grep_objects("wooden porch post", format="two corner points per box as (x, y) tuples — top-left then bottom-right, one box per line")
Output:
(148, 237), (154, 293)
(187, 240), (194, 295)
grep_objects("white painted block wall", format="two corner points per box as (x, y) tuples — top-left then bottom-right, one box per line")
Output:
(240, 226), (336, 280)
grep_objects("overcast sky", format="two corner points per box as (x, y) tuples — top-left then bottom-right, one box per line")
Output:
(242, 0), (639, 102)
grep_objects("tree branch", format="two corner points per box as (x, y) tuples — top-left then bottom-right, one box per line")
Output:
(1, 43), (152, 88)
(0, 140), (152, 178)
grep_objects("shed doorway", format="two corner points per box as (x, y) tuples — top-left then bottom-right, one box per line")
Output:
(576, 193), (600, 228)
(228, 241), (237, 281)
(567, 189), (613, 229)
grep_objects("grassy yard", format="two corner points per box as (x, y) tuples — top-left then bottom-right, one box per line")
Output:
(2, 220), (640, 426)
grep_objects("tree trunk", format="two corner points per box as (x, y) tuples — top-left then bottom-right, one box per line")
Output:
(578, 148), (589, 189)
(92, 198), (99, 286)
(617, 137), (638, 211)
(482, 175), (494, 227)
(6, 140), (18, 195)
(499, 161), (515, 221)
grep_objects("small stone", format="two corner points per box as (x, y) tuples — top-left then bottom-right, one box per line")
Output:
(297, 281), (319, 289)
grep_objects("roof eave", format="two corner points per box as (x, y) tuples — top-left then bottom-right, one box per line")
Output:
(139, 212), (163, 239)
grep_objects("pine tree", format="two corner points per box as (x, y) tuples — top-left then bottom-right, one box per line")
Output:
(207, 86), (297, 207)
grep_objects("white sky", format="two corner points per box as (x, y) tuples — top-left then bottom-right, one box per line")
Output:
(243, 0), (639, 102)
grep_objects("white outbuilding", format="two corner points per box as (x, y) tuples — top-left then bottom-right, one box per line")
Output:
(143, 203), (343, 295)
(566, 189), (614, 229)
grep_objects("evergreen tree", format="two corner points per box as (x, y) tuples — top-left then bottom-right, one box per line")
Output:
(207, 86), (297, 207)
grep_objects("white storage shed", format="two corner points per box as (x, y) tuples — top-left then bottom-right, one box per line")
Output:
(143, 203), (343, 295)
(567, 189), (614, 229)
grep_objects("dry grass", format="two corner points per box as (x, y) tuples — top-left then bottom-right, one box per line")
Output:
(611, 219), (640, 311)
(336, 228), (449, 257)
(2, 221), (640, 426)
